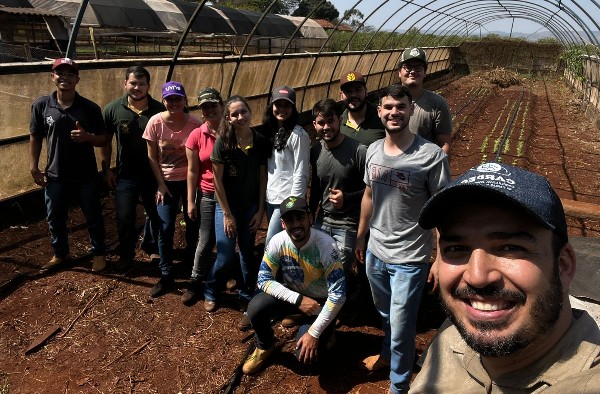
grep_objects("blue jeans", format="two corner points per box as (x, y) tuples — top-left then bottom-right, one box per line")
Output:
(313, 222), (356, 271)
(247, 291), (334, 357)
(190, 192), (216, 281)
(156, 180), (198, 277)
(45, 178), (106, 257)
(204, 203), (257, 302)
(366, 250), (428, 394)
(265, 203), (282, 246)
(115, 177), (159, 259)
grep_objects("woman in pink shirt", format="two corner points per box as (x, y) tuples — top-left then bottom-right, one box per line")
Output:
(182, 87), (223, 305)
(143, 81), (203, 298)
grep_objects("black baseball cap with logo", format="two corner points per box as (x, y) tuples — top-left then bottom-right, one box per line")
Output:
(419, 162), (568, 243)
(280, 196), (310, 219)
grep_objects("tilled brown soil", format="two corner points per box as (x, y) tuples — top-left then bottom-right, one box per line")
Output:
(0, 71), (599, 393)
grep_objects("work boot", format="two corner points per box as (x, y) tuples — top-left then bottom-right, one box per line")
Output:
(92, 256), (106, 272)
(360, 354), (390, 371)
(150, 276), (173, 298)
(182, 279), (200, 306)
(41, 254), (69, 270)
(242, 346), (276, 375)
(238, 312), (251, 331)
(281, 313), (303, 328)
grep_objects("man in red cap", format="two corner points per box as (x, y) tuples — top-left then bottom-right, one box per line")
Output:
(339, 70), (385, 146)
(29, 58), (109, 272)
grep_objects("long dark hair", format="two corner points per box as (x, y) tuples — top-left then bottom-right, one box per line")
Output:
(221, 95), (252, 151)
(262, 101), (299, 154)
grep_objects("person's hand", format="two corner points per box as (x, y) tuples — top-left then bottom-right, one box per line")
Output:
(248, 209), (264, 233)
(224, 213), (237, 238)
(355, 236), (366, 264)
(156, 184), (171, 205)
(427, 259), (439, 292)
(298, 296), (321, 316)
(103, 168), (116, 190)
(30, 168), (47, 187)
(70, 121), (91, 143)
(328, 188), (344, 209)
(188, 201), (198, 221)
(296, 332), (319, 364)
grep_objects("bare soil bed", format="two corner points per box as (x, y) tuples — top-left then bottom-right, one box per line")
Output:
(0, 71), (599, 393)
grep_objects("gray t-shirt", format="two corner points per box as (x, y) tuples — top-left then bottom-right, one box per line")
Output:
(363, 136), (450, 264)
(409, 90), (452, 143)
(309, 135), (367, 229)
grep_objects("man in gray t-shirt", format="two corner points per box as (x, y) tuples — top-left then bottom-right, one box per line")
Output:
(398, 47), (452, 160)
(355, 84), (450, 394)
(309, 98), (366, 311)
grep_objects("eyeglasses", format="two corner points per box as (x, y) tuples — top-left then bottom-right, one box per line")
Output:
(402, 64), (425, 72)
(53, 71), (78, 78)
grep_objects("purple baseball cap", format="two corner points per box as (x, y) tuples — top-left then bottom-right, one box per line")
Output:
(162, 81), (186, 99)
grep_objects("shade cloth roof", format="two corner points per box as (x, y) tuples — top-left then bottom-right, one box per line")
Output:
(3, 0), (322, 37)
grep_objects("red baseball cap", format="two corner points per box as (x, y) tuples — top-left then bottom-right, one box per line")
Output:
(52, 58), (79, 74)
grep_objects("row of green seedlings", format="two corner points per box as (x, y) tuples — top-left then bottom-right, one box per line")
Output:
(451, 87), (491, 131)
(512, 99), (530, 166)
(480, 98), (513, 163)
(480, 95), (531, 164)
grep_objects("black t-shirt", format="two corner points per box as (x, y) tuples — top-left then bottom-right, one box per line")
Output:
(30, 91), (105, 182)
(211, 129), (269, 210)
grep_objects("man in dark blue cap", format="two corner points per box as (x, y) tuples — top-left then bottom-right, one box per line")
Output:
(411, 162), (600, 393)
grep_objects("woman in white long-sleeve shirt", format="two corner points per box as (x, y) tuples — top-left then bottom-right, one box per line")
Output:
(261, 86), (310, 245)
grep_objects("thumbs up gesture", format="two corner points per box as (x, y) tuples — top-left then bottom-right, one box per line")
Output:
(70, 121), (90, 143)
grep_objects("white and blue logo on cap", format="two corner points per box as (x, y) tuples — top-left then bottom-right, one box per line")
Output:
(459, 163), (516, 191)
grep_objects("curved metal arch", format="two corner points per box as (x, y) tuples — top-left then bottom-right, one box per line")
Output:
(226, 0), (280, 98)
(403, 0), (583, 46)
(300, 0), (365, 109)
(166, 0), (209, 83)
(420, 1), (580, 47)
(323, 1), (394, 98)
(266, 0), (328, 106)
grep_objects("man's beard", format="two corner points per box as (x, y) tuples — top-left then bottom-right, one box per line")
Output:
(441, 265), (563, 357)
(129, 93), (147, 102)
(345, 98), (366, 113)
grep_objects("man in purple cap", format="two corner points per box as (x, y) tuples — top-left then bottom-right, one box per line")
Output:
(398, 47), (452, 160)
(29, 58), (109, 272)
(411, 162), (599, 392)
(339, 70), (385, 146)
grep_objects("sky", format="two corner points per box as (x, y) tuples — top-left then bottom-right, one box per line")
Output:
(327, 0), (600, 38)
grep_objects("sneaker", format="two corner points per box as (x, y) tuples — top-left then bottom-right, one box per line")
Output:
(41, 255), (68, 270)
(281, 313), (303, 328)
(92, 256), (106, 272)
(360, 354), (390, 371)
(150, 276), (173, 298)
(242, 346), (276, 375)
(204, 300), (217, 313)
(239, 312), (251, 331)
(182, 280), (200, 306)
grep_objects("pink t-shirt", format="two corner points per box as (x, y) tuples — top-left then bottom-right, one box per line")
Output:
(185, 122), (217, 193)
(143, 113), (203, 181)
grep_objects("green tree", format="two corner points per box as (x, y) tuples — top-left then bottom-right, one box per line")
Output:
(210, 0), (299, 15)
(292, 0), (339, 21)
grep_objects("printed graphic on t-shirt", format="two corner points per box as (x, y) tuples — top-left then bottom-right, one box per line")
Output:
(370, 163), (410, 189)
(159, 139), (186, 169)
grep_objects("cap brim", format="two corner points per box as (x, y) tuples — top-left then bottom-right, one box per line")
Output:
(419, 184), (556, 232)
(271, 97), (294, 104)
